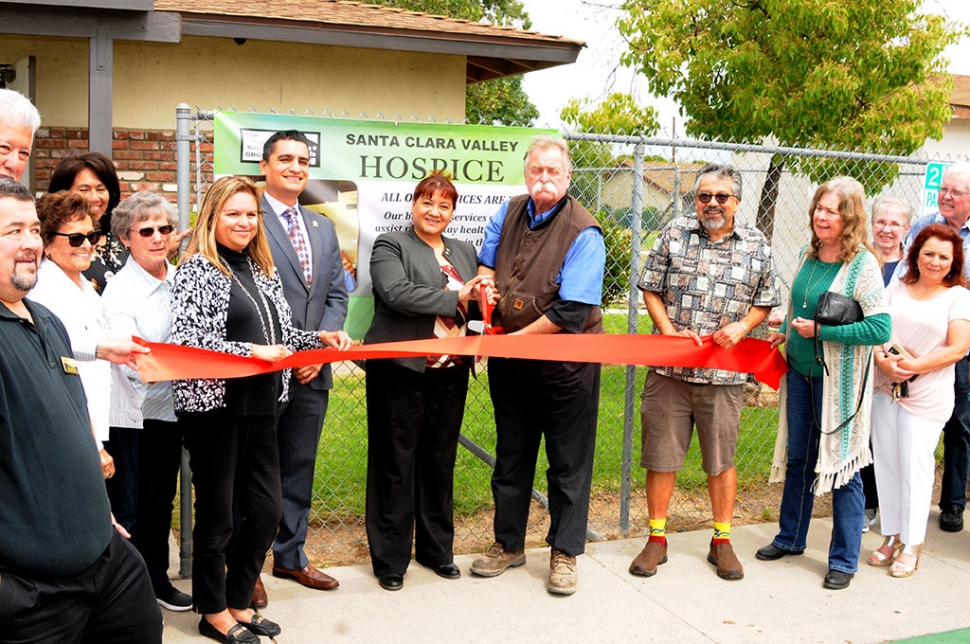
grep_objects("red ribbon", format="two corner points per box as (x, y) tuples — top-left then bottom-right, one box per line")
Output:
(133, 334), (787, 389)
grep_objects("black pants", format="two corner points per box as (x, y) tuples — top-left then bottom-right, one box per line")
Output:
(128, 419), (184, 591)
(0, 530), (162, 643)
(488, 358), (600, 556)
(365, 360), (469, 575)
(182, 413), (281, 614)
(105, 427), (139, 534)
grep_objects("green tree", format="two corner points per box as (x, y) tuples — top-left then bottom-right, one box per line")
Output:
(618, 0), (963, 239)
(376, 0), (540, 126)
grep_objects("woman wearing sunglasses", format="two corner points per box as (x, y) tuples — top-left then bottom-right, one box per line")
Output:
(99, 191), (192, 612)
(28, 190), (114, 477)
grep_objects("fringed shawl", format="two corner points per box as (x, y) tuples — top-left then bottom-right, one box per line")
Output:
(770, 246), (887, 495)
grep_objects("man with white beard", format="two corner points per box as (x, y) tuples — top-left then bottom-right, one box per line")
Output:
(630, 163), (778, 582)
(471, 136), (605, 595)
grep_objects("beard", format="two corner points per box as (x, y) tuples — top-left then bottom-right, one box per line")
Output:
(10, 254), (39, 291)
(700, 208), (726, 231)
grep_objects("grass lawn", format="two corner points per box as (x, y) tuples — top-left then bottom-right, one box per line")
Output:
(314, 312), (782, 520)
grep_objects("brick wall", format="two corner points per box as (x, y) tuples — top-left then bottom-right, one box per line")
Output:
(33, 126), (213, 206)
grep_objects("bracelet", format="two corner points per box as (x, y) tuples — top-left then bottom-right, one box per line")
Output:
(737, 320), (748, 334)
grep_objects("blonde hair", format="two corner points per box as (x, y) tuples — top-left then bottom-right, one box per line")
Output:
(807, 176), (876, 262)
(180, 176), (275, 277)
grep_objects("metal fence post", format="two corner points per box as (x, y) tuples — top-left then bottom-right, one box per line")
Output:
(620, 143), (645, 535)
(175, 103), (192, 579)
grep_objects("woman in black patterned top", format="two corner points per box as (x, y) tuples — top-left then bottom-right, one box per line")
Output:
(172, 176), (349, 644)
(363, 171), (495, 592)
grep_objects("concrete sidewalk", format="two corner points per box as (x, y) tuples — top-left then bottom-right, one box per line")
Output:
(161, 514), (970, 643)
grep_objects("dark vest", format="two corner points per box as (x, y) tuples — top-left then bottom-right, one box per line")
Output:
(493, 194), (603, 334)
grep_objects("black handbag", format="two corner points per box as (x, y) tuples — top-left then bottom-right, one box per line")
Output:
(814, 291), (864, 326)
(812, 291), (870, 435)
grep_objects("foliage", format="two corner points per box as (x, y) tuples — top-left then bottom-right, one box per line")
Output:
(466, 75), (540, 126)
(560, 92), (660, 136)
(375, 0), (540, 126)
(594, 209), (635, 308)
(617, 0), (964, 236)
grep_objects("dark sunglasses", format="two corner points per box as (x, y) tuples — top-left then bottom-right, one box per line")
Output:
(697, 192), (736, 205)
(50, 231), (102, 247)
(130, 225), (175, 238)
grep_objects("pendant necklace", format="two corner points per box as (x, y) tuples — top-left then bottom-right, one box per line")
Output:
(225, 260), (277, 345)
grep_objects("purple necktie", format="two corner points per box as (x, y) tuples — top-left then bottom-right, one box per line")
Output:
(283, 207), (312, 284)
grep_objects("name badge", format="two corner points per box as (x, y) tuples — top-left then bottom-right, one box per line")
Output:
(61, 356), (79, 375)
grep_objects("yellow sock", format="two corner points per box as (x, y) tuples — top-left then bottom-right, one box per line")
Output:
(713, 521), (731, 544)
(648, 518), (666, 543)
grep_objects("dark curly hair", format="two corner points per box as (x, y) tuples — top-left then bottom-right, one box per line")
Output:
(36, 190), (94, 248)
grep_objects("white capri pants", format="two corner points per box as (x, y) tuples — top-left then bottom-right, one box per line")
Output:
(870, 391), (944, 547)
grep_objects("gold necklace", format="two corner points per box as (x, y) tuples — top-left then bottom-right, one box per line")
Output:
(801, 260), (836, 309)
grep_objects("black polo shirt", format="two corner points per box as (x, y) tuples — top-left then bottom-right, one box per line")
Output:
(0, 298), (112, 577)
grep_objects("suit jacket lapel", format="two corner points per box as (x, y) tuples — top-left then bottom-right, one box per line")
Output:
(262, 195), (309, 291)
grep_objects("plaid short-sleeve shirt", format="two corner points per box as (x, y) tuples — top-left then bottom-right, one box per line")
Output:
(638, 216), (779, 385)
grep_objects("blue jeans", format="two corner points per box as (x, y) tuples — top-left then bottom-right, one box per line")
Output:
(773, 369), (864, 574)
(940, 357), (970, 511)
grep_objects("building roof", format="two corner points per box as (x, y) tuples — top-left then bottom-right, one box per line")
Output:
(951, 74), (970, 120)
(154, 0), (585, 83)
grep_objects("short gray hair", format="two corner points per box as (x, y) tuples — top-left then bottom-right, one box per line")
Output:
(0, 177), (34, 202)
(943, 162), (970, 192)
(870, 195), (913, 225)
(524, 135), (572, 173)
(693, 163), (742, 202)
(0, 89), (41, 134)
(111, 191), (177, 240)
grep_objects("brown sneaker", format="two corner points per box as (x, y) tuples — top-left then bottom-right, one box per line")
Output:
(629, 540), (667, 577)
(707, 540), (744, 580)
(470, 542), (526, 578)
(547, 547), (577, 595)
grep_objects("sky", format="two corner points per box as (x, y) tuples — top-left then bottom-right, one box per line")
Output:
(520, 0), (970, 132)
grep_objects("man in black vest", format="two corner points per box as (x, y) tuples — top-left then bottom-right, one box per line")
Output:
(471, 136), (605, 595)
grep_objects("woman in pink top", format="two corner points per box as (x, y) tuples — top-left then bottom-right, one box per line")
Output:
(870, 223), (970, 577)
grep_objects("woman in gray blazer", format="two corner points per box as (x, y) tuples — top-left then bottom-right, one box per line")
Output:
(364, 172), (494, 591)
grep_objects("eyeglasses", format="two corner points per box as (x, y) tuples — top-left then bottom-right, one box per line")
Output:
(873, 220), (904, 230)
(939, 187), (970, 199)
(697, 192), (736, 204)
(130, 225), (174, 237)
(49, 231), (102, 247)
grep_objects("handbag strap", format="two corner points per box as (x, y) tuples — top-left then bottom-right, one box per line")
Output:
(809, 346), (872, 436)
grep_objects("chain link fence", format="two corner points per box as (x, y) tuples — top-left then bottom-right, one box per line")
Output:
(175, 106), (968, 566)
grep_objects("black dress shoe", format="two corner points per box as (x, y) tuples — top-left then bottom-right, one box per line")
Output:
(822, 569), (854, 590)
(241, 614), (280, 638)
(378, 573), (404, 591)
(199, 617), (260, 644)
(940, 506), (964, 532)
(755, 543), (804, 561)
(432, 563), (461, 579)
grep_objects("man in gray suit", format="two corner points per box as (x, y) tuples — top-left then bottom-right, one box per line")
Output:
(254, 130), (348, 605)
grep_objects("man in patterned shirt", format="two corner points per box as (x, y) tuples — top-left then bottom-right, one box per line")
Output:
(630, 163), (778, 581)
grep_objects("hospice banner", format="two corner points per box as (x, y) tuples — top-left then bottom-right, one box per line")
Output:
(213, 112), (554, 338)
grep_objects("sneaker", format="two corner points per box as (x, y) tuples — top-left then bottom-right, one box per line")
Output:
(940, 505), (964, 532)
(156, 584), (192, 612)
(470, 542), (526, 577)
(863, 508), (877, 533)
(547, 547), (577, 595)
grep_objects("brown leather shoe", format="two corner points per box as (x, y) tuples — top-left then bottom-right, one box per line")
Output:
(272, 564), (339, 590)
(629, 540), (667, 577)
(707, 540), (744, 580)
(251, 576), (267, 609)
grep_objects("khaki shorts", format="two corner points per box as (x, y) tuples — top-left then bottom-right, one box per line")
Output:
(639, 371), (744, 476)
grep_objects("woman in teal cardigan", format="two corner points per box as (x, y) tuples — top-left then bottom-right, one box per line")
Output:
(756, 176), (891, 591)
